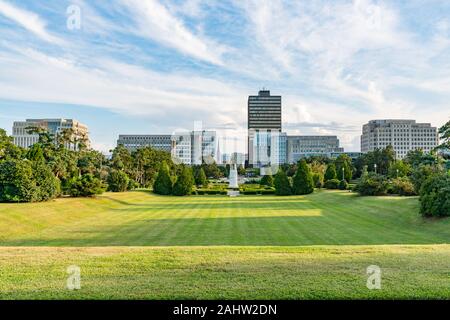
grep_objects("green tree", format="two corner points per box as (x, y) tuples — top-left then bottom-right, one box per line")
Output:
(238, 165), (246, 176)
(324, 163), (337, 181)
(335, 154), (353, 182)
(202, 162), (222, 179)
(153, 161), (173, 195)
(0, 160), (37, 202)
(312, 173), (324, 188)
(33, 162), (60, 201)
(292, 160), (314, 195)
(404, 149), (439, 168)
(419, 173), (450, 217)
(107, 170), (130, 192)
(274, 169), (292, 196)
(67, 174), (106, 197)
(388, 160), (411, 178)
(172, 166), (194, 196)
(260, 174), (274, 187)
(435, 120), (450, 151)
(195, 167), (208, 186)
(0, 129), (23, 160)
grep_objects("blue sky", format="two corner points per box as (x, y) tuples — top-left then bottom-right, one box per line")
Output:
(0, 0), (449, 153)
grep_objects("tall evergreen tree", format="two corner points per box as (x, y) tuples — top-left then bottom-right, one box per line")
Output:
(274, 169), (292, 196)
(172, 166), (194, 196)
(195, 167), (208, 186)
(153, 161), (173, 195)
(292, 160), (314, 195)
(260, 174), (274, 187)
(324, 163), (337, 181)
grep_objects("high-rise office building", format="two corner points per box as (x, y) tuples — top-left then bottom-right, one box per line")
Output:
(248, 90), (282, 167)
(286, 136), (344, 163)
(12, 118), (89, 150)
(361, 120), (439, 159)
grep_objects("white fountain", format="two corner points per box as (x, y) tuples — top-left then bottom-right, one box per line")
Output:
(227, 163), (239, 196)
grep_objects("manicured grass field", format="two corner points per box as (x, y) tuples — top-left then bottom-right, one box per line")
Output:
(0, 190), (449, 299)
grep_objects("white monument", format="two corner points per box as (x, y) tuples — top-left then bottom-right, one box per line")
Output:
(228, 163), (239, 189)
(227, 164), (239, 196)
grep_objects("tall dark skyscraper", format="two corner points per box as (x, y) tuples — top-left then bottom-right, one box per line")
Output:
(248, 90), (282, 130)
(247, 90), (282, 167)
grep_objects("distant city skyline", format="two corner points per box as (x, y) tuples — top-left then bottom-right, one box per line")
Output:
(1, 1), (449, 152)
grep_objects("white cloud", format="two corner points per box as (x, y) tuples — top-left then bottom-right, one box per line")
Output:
(119, 0), (227, 65)
(0, 0), (61, 44)
(0, 44), (246, 130)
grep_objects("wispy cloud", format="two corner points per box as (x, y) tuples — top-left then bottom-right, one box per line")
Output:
(119, 0), (227, 65)
(0, 0), (61, 44)
(0, 0), (449, 152)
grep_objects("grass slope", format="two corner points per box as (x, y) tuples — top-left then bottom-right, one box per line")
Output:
(0, 190), (449, 246)
(0, 190), (449, 299)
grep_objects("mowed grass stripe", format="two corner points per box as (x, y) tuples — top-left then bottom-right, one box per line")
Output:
(0, 190), (449, 246)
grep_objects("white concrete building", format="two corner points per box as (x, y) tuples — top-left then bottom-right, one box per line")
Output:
(12, 119), (89, 150)
(117, 131), (217, 165)
(361, 119), (439, 159)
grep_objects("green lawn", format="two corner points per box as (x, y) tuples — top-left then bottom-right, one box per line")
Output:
(0, 190), (449, 299)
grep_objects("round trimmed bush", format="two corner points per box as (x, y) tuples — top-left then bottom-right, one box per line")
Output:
(324, 179), (340, 190)
(354, 174), (388, 196)
(107, 170), (130, 192)
(389, 177), (416, 196)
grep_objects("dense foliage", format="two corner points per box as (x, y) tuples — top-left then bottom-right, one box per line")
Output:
(292, 160), (314, 195)
(274, 170), (292, 196)
(354, 174), (388, 196)
(419, 174), (450, 217)
(67, 174), (106, 197)
(324, 163), (337, 181)
(107, 170), (130, 192)
(260, 174), (274, 187)
(172, 166), (195, 196)
(153, 161), (173, 195)
(324, 179), (340, 190)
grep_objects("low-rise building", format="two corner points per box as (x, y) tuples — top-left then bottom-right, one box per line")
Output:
(361, 120), (439, 159)
(12, 118), (89, 150)
(286, 136), (344, 163)
(117, 131), (217, 165)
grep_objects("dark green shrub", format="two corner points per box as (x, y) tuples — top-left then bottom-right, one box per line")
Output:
(33, 162), (60, 201)
(68, 174), (106, 197)
(411, 164), (443, 194)
(172, 166), (194, 196)
(194, 168), (208, 186)
(312, 173), (324, 188)
(354, 174), (388, 196)
(324, 164), (337, 181)
(107, 170), (130, 192)
(260, 174), (274, 187)
(389, 177), (416, 196)
(274, 170), (292, 196)
(339, 179), (349, 190)
(0, 159), (37, 202)
(419, 174), (450, 217)
(153, 161), (173, 195)
(324, 179), (340, 189)
(292, 160), (314, 195)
